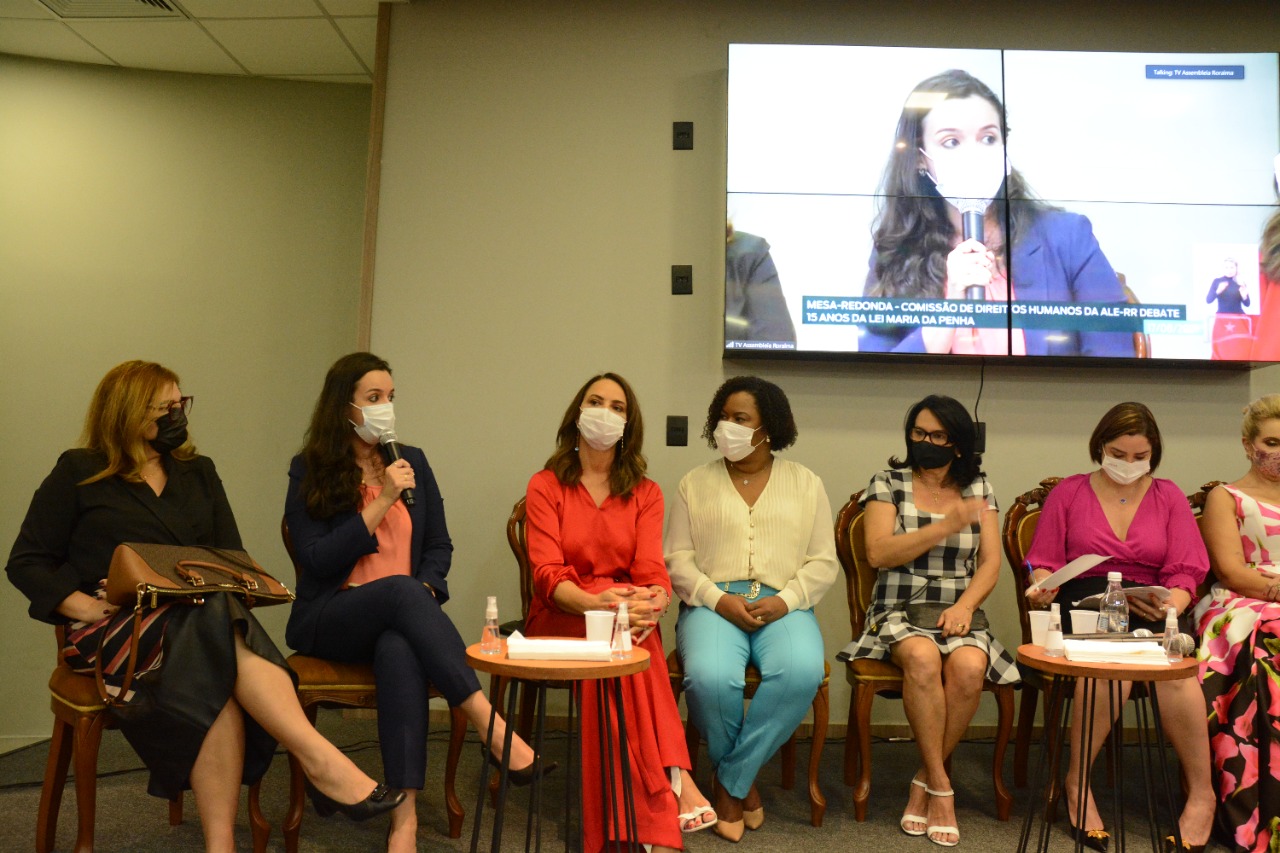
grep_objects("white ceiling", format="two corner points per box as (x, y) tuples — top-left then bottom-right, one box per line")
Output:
(0, 0), (403, 84)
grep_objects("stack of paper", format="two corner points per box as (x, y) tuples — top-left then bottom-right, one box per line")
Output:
(1072, 585), (1171, 608)
(504, 631), (612, 661)
(1063, 639), (1170, 666)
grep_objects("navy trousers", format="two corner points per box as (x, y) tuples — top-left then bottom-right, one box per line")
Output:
(305, 575), (481, 790)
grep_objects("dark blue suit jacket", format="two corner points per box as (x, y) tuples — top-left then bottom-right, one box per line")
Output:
(283, 445), (453, 654)
(860, 209), (1132, 357)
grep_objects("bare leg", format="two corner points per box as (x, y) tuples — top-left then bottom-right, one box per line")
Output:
(189, 699), (245, 853)
(386, 793), (417, 853)
(891, 638), (946, 836)
(923, 647), (987, 845)
(232, 635), (378, 804)
(457, 689), (535, 769)
(1155, 679), (1215, 846)
(1063, 678), (1132, 831)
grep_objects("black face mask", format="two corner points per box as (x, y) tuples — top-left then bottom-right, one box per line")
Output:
(150, 408), (189, 455)
(912, 440), (955, 470)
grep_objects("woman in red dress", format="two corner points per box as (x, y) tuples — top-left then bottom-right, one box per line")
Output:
(524, 372), (716, 853)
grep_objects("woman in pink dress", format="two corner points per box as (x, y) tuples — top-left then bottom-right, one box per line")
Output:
(524, 372), (714, 853)
(1196, 394), (1280, 852)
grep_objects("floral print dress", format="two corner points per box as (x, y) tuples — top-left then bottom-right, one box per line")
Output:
(1196, 485), (1280, 853)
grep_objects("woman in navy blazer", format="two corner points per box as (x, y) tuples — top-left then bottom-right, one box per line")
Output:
(858, 69), (1130, 358)
(285, 352), (545, 853)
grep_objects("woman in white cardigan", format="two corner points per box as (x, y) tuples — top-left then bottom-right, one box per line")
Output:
(665, 376), (838, 842)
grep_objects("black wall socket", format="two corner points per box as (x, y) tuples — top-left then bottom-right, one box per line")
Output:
(666, 415), (688, 446)
(673, 121), (694, 150)
(671, 265), (692, 295)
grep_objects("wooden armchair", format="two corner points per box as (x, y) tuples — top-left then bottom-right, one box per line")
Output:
(280, 519), (466, 848)
(999, 476), (1063, 787)
(836, 490), (1013, 822)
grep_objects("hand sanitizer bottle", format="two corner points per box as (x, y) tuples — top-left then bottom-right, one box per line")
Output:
(1045, 602), (1065, 658)
(612, 601), (632, 659)
(480, 596), (501, 655)
(1163, 606), (1183, 663)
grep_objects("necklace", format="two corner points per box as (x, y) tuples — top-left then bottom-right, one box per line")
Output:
(730, 457), (773, 486)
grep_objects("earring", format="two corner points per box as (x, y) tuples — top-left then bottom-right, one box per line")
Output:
(620, 437), (625, 452)
(765, 436), (770, 443)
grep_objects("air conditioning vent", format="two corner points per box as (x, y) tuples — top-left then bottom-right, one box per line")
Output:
(37, 0), (186, 19)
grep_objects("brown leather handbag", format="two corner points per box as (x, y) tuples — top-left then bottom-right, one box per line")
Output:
(106, 542), (294, 610)
(98, 543), (294, 707)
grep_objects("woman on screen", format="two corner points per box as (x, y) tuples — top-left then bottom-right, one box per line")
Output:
(859, 69), (1132, 358)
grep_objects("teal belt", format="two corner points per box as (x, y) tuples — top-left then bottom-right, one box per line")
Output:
(717, 580), (779, 600)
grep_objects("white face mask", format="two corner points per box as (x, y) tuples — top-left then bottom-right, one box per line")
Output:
(1101, 455), (1150, 486)
(577, 407), (626, 451)
(921, 145), (1006, 208)
(350, 401), (395, 445)
(714, 421), (764, 463)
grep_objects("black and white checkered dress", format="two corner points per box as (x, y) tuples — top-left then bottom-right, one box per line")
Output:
(837, 469), (1020, 685)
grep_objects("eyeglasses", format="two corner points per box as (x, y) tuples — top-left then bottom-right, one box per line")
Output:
(910, 426), (951, 446)
(147, 396), (194, 416)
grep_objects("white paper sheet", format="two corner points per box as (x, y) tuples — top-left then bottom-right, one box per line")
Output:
(1072, 585), (1171, 608)
(1025, 553), (1111, 596)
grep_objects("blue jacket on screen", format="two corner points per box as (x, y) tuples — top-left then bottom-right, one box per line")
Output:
(859, 209), (1132, 357)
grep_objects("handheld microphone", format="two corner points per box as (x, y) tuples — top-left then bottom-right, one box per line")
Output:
(378, 431), (416, 507)
(958, 198), (986, 301)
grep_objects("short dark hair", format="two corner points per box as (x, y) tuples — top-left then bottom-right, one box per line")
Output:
(1088, 402), (1163, 472)
(889, 394), (982, 487)
(701, 376), (798, 451)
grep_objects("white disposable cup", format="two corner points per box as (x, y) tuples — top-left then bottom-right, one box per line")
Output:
(585, 610), (614, 644)
(1028, 610), (1050, 646)
(1070, 610), (1097, 635)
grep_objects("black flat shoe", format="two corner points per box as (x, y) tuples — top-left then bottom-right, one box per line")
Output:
(304, 778), (405, 821)
(1068, 823), (1110, 853)
(1163, 835), (1207, 853)
(484, 749), (558, 787)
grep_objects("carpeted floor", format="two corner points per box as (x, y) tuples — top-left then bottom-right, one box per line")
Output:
(0, 716), (1230, 852)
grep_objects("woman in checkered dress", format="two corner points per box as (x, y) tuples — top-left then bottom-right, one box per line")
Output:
(839, 394), (1017, 848)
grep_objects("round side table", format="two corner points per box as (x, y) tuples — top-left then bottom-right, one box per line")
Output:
(1014, 644), (1198, 853)
(466, 641), (651, 853)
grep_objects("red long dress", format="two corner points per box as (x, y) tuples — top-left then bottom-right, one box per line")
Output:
(524, 469), (689, 853)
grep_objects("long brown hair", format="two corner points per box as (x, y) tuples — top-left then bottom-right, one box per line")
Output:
(79, 360), (196, 484)
(868, 69), (1049, 300)
(298, 352), (392, 519)
(545, 373), (646, 498)
(1263, 209), (1280, 283)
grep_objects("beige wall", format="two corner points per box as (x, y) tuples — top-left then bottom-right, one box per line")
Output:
(371, 0), (1280, 730)
(0, 55), (369, 746)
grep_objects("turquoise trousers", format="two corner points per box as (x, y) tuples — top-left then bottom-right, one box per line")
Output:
(675, 587), (825, 799)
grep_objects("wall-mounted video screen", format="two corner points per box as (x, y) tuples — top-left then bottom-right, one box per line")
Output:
(725, 45), (1280, 362)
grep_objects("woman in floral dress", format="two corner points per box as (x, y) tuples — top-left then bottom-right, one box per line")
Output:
(1197, 393), (1280, 853)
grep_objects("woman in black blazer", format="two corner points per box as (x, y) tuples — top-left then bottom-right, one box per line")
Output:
(285, 352), (547, 853)
(6, 360), (403, 853)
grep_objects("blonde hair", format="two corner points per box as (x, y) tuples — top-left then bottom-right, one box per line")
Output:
(1242, 394), (1280, 442)
(79, 360), (195, 484)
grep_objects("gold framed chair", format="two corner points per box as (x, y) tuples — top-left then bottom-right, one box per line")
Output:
(836, 490), (1014, 822)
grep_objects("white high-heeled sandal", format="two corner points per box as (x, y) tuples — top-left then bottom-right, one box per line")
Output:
(671, 767), (718, 834)
(925, 786), (959, 847)
(900, 776), (928, 837)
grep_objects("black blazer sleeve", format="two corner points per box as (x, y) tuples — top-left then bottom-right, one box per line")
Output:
(405, 445), (453, 603)
(6, 451), (90, 623)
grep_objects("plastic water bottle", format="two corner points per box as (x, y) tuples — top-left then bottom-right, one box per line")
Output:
(480, 595), (502, 655)
(1163, 606), (1183, 663)
(1097, 571), (1129, 633)
(611, 601), (632, 659)
(1044, 603), (1065, 658)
